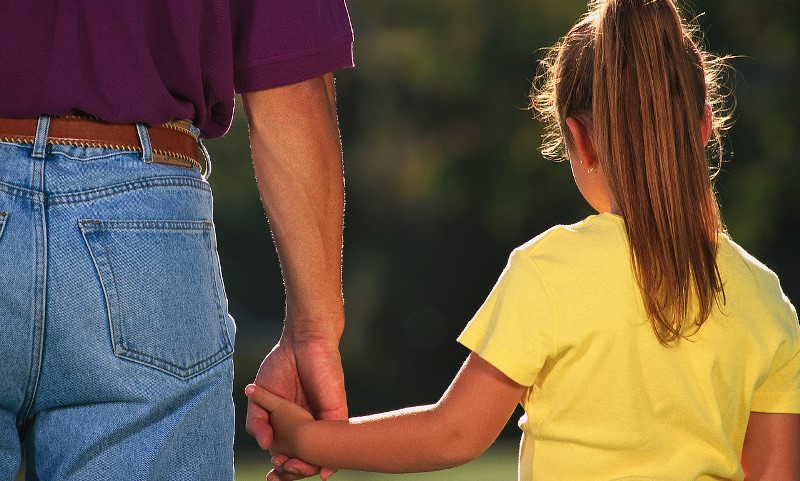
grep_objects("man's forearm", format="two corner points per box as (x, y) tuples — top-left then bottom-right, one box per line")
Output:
(242, 74), (345, 339)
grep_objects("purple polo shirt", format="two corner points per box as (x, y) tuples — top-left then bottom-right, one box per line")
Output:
(0, 1), (354, 138)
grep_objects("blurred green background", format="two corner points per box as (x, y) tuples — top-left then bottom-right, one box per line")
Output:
(203, 0), (799, 478)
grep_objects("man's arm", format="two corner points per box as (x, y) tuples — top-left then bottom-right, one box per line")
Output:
(247, 352), (526, 473)
(243, 73), (344, 337)
(242, 72), (347, 481)
(742, 412), (800, 480)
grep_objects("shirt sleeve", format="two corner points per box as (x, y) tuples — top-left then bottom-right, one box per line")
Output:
(230, 0), (354, 92)
(751, 299), (800, 413)
(457, 250), (559, 387)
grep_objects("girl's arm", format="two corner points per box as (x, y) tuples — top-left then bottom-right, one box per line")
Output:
(741, 412), (800, 480)
(246, 352), (526, 473)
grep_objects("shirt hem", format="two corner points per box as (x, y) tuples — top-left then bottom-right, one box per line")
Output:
(751, 393), (800, 414)
(234, 38), (354, 93)
(458, 327), (536, 387)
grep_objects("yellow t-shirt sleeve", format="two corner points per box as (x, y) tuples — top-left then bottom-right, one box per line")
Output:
(751, 300), (800, 413)
(457, 250), (558, 387)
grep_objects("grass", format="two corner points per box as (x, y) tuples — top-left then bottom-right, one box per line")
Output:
(234, 441), (519, 481)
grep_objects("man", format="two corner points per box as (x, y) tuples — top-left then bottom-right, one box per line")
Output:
(0, 1), (352, 479)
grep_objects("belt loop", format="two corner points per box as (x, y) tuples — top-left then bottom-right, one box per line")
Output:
(135, 123), (154, 163)
(32, 115), (51, 158)
(189, 124), (212, 179)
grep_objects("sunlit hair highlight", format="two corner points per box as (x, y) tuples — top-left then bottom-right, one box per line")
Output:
(532, 0), (732, 344)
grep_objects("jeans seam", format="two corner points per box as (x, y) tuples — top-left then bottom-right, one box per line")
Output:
(79, 220), (214, 231)
(18, 159), (47, 425)
(0, 180), (43, 201)
(47, 177), (209, 206)
(50, 149), (137, 161)
(114, 346), (234, 380)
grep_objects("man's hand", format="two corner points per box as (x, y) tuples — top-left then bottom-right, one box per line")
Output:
(246, 333), (347, 481)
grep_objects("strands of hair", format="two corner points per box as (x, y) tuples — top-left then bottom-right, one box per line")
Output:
(532, 0), (732, 344)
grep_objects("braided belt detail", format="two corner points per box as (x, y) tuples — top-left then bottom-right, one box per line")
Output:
(0, 117), (202, 173)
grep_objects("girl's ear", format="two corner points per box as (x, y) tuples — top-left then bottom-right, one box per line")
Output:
(702, 103), (713, 146)
(565, 117), (598, 170)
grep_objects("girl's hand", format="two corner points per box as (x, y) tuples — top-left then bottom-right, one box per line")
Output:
(245, 384), (316, 461)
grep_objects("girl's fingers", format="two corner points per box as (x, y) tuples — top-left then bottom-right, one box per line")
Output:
(271, 454), (290, 468)
(245, 384), (284, 412)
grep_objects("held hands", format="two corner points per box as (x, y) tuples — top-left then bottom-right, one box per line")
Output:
(245, 384), (316, 460)
(245, 334), (347, 481)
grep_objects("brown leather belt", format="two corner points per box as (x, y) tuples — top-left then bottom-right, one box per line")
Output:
(0, 116), (201, 172)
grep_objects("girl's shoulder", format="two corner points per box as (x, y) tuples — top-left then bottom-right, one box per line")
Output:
(717, 234), (783, 286)
(515, 213), (625, 259)
(717, 233), (794, 309)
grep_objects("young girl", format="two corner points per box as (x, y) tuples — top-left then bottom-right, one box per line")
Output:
(247, 0), (800, 479)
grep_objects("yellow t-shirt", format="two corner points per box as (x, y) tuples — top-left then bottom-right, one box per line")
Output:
(458, 213), (800, 481)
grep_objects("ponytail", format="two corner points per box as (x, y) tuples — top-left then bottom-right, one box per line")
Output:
(533, 0), (731, 344)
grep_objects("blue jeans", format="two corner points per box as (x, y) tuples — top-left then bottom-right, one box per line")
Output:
(0, 118), (235, 480)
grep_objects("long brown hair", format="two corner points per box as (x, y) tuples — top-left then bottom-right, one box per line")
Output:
(532, 0), (731, 344)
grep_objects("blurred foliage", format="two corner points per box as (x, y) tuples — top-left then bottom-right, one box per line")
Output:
(203, 0), (800, 458)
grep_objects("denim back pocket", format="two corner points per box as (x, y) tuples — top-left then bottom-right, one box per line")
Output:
(80, 219), (233, 380)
